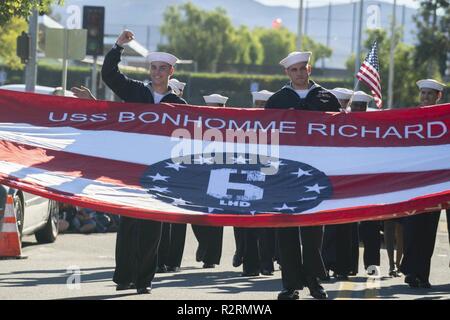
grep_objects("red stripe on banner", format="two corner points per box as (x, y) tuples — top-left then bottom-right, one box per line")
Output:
(1, 140), (449, 199)
(0, 171), (448, 227)
(0, 90), (449, 148)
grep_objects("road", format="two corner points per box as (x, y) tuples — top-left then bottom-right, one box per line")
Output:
(0, 212), (449, 300)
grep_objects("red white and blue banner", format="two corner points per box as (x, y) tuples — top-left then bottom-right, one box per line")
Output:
(0, 89), (449, 227)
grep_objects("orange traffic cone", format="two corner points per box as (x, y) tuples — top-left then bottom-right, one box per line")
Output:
(0, 195), (24, 259)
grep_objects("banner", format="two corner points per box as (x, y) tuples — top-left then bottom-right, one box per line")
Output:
(0, 89), (449, 227)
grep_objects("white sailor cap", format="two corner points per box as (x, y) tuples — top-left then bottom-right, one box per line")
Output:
(352, 91), (373, 103)
(330, 88), (354, 100)
(279, 51), (312, 68)
(169, 78), (186, 91)
(416, 79), (446, 92)
(147, 52), (179, 66)
(251, 90), (274, 102)
(203, 94), (229, 105)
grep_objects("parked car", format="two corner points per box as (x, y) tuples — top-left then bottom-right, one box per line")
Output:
(0, 84), (76, 97)
(0, 186), (59, 243)
(0, 84), (70, 243)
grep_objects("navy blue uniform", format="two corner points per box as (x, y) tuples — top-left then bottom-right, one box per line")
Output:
(102, 44), (186, 289)
(265, 81), (340, 290)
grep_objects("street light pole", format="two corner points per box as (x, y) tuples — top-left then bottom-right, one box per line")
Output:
(388, 0), (397, 109)
(296, 0), (304, 50)
(354, 0), (364, 89)
(25, 9), (38, 92)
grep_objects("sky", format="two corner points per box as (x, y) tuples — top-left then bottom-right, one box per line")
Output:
(256, 0), (420, 9)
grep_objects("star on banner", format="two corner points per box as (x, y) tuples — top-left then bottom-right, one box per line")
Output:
(305, 184), (327, 194)
(148, 173), (169, 182)
(291, 168), (313, 178)
(165, 162), (186, 171)
(274, 203), (296, 212)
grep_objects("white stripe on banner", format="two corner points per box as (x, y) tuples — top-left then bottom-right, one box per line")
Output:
(1, 160), (449, 215)
(1, 123), (449, 175)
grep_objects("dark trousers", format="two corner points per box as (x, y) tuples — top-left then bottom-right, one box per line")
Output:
(359, 221), (381, 268)
(192, 225), (223, 265)
(234, 227), (276, 273)
(113, 216), (162, 289)
(276, 226), (326, 290)
(158, 222), (187, 268)
(323, 223), (359, 276)
(401, 211), (440, 281)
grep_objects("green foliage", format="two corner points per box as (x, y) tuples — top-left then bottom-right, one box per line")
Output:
(159, 3), (235, 71)
(0, 17), (28, 69)
(0, 0), (63, 26)
(413, 0), (449, 78)
(159, 3), (332, 71)
(253, 27), (296, 66)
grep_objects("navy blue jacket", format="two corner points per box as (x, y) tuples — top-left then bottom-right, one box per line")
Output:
(265, 80), (340, 112)
(101, 45), (186, 105)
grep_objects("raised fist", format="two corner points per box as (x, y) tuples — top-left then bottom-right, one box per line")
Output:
(116, 30), (135, 46)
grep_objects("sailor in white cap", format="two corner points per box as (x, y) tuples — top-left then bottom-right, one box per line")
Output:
(168, 78), (186, 98)
(416, 78), (446, 106)
(266, 51), (341, 301)
(400, 78), (447, 289)
(266, 51), (340, 113)
(251, 90), (274, 108)
(101, 30), (187, 295)
(330, 87), (354, 110)
(349, 91), (373, 112)
(203, 93), (229, 107)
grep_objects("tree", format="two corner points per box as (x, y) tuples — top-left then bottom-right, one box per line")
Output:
(413, 0), (449, 78)
(254, 27), (296, 65)
(0, 0), (63, 26)
(346, 29), (420, 108)
(225, 26), (264, 65)
(159, 3), (235, 71)
(254, 27), (332, 66)
(0, 17), (28, 69)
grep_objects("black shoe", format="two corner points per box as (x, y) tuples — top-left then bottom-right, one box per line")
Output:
(278, 289), (299, 300)
(241, 271), (259, 277)
(116, 283), (135, 291)
(389, 269), (400, 277)
(306, 277), (328, 300)
(166, 266), (181, 272)
(405, 274), (420, 288)
(203, 263), (216, 268)
(261, 269), (274, 276)
(136, 287), (151, 294)
(232, 254), (243, 268)
(418, 279), (432, 289)
(335, 274), (349, 281)
(156, 265), (167, 273)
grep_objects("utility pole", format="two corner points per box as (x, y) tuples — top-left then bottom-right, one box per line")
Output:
(351, 1), (357, 53)
(304, 1), (309, 36)
(354, 0), (364, 89)
(323, 2), (332, 69)
(388, 0), (397, 109)
(296, 0), (304, 50)
(25, 9), (38, 93)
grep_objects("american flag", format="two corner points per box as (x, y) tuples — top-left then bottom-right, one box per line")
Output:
(357, 41), (382, 109)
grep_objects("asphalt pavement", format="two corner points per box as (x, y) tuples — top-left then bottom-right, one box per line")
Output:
(0, 211), (449, 300)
